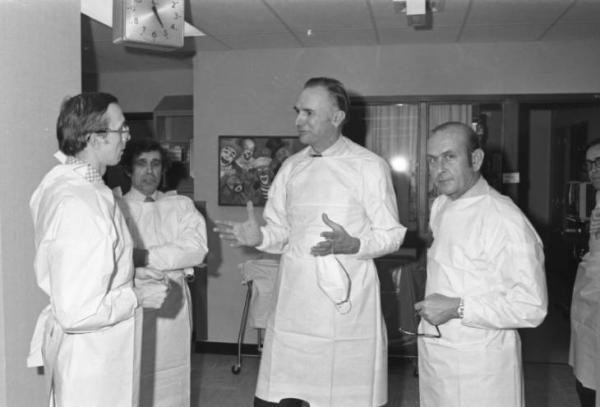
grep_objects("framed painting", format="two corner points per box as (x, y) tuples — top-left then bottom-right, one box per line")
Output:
(218, 136), (304, 206)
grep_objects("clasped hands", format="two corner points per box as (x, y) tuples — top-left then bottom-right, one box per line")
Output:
(214, 201), (360, 255)
(133, 264), (170, 310)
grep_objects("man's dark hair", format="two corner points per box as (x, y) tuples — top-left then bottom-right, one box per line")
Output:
(120, 137), (171, 175)
(304, 77), (350, 115)
(56, 92), (118, 155)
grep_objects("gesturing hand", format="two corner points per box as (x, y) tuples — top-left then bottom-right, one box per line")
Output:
(310, 213), (360, 256)
(214, 201), (263, 247)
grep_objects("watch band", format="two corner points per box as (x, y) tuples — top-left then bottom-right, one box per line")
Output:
(457, 297), (465, 319)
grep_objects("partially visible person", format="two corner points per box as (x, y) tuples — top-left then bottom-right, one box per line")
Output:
(118, 138), (208, 407)
(215, 77), (406, 407)
(570, 138), (600, 407)
(28, 93), (169, 407)
(415, 121), (547, 407)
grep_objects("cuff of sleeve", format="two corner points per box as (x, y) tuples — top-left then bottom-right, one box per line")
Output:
(457, 297), (465, 319)
(254, 226), (270, 251)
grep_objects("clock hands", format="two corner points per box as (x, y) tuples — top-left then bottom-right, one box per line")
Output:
(151, 1), (165, 28)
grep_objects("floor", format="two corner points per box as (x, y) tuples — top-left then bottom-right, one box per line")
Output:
(191, 305), (579, 407)
(191, 270), (580, 406)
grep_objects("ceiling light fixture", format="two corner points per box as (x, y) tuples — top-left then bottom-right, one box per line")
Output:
(393, 0), (444, 28)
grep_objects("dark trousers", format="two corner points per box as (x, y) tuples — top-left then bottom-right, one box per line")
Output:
(576, 379), (596, 407)
(254, 396), (305, 407)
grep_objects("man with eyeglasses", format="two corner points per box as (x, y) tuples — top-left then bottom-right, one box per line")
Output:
(570, 138), (600, 407)
(117, 138), (208, 407)
(415, 121), (547, 407)
(214, 77), (406, 407)
(27, 93), (169, 407)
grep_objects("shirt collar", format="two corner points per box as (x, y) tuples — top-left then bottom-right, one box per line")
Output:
(458, 175), (487, 200)
(62, 155), (103, 185)
(128, 187), (159, 202)
(309, 135), (346, 157)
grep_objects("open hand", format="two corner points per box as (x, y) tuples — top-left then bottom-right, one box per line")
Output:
(310, 213), (360, 256)
(214, 201), (263, 247)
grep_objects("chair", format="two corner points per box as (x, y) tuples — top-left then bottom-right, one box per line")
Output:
(231, 258), (279, 374)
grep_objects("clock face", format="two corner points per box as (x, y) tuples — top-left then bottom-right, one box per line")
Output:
(114, 0), (185, 49)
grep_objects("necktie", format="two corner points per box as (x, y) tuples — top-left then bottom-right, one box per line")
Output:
(144, 196), (155, 202)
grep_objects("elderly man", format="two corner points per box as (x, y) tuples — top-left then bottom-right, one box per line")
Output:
(570, 138), (600, 407)
(118, 138), (208, 407)
(215, 77), (406, 407)
(28, 93), (169, 407)
(415, 121), (548, 407)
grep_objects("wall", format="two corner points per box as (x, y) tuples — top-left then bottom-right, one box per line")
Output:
(192, 40), (600, 342)
(0, 1), (81, 405)
(96, 69), (193, 112)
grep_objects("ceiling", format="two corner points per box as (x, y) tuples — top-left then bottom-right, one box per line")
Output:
(82, 0), (600, 74)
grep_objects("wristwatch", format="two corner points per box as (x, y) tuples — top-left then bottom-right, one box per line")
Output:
(457, 297), (465, 319)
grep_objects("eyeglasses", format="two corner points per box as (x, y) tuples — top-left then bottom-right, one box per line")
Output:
(399, 324), (441, 339)
(90, 123), (131, 140)
(586, 157), (600, 172)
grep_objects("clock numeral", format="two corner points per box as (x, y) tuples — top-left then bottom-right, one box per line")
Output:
(140, 26), (147, 35)
(170, 23), (176, 30)
(134, 16), (138, 24)
(152, 31), (158, 39)
(163, 29), (169, 38)
(171, 1), (178, 8)
(174, 12), (180, 19)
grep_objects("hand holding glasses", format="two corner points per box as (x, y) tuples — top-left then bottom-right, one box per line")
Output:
(399, 324), (441, 339)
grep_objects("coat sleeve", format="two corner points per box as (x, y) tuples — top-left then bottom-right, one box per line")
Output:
(47, 196), (138, 333)
(462, 209), (548, 329)
(355, 158), (406, 259)
(256, 165), (290, 254)
(147, 198), (208, 270)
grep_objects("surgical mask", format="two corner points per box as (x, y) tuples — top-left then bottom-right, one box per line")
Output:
(315, 255), (352, 314)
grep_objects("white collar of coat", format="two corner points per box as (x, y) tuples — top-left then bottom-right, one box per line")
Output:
(308, 135), (346, 157)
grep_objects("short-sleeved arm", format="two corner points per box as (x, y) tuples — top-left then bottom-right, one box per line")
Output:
(355, 159), (407, 259)
(48, 197), (138, 333)
(147, 198), (208, 270)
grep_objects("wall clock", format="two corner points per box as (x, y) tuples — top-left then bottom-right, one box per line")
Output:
(113, 0), (185, 50)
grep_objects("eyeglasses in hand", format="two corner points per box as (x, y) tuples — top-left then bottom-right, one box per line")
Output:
(399, 324), (441, 339)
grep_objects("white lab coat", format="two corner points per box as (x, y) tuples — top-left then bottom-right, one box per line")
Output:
(255, 136), (406, 407)
(28, 154), (141, 407)
(119, 188), (208, 407)
(419, 177), (547, 407)
(570, 191), (600, 402)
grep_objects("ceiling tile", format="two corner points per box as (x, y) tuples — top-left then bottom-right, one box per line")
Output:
(266, 0), (373, 31)
(460, 24), (551, 43)
(560, 0), (600, 21)
(190, 0), (290, 37)
(379, 26), (463, 44)
(298, 29), (379, 47)
(214, 32), (303, 50)
(467, 0), (574, 25)
(542, 22), (600, 41)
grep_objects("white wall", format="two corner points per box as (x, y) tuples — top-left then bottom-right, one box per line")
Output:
(0, 1), (81, 405)
(97, 69), (193, 112)
(192, 40), (600, 343)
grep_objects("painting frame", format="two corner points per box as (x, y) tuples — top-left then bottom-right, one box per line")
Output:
(218, 135), (304, 207)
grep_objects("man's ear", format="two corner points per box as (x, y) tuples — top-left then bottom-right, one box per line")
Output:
(331, 110), (346, 128)
(471, 148), (485, 172)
